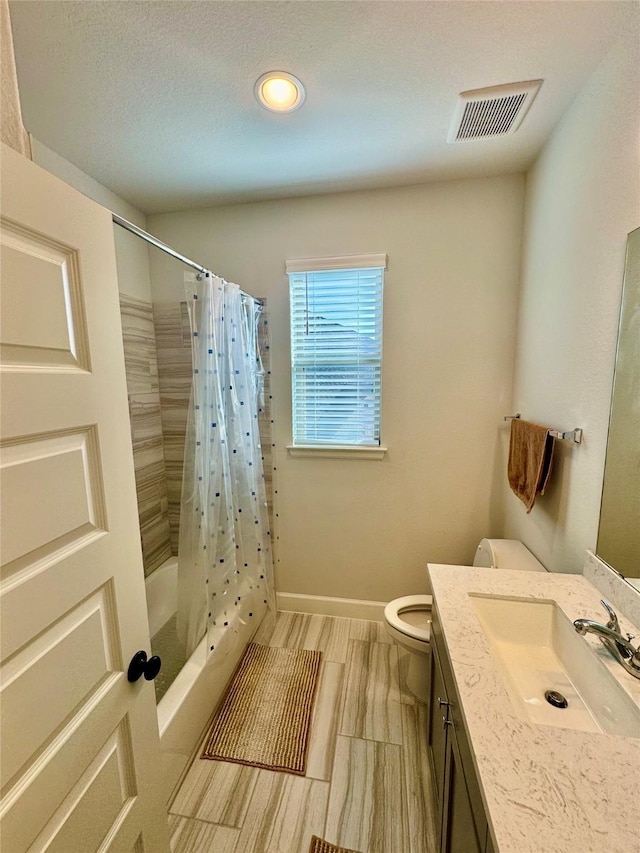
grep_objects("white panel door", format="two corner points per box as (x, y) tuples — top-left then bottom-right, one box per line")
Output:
(0, 143), (170, 853)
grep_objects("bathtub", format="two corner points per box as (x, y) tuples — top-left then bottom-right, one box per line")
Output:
(145, 556), (270, 800)
(145, 557), (178, 637)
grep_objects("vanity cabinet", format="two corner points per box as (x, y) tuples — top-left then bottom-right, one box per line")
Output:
(428, 639), (448, 818)
(428, 603), (496, 853)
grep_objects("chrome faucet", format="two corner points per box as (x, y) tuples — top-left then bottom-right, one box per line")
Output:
(573, 599), (640, 679)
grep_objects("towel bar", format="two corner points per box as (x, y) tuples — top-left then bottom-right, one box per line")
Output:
(504, 414), (583, 444)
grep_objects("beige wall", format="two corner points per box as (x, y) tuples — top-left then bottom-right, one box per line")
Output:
(1, 0), (29, 157)
(21, 24), (636, 595)
(504, 31), (640, 573)
(31, 139), (153, 302)
(148, 175), (525, 602)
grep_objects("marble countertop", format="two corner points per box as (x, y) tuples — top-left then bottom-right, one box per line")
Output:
(427, 564), (640, 853)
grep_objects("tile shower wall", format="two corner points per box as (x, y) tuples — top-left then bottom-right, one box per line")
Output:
(119, 294), (172, 575)
(153, 300), (275, 555)
(153, 301), (193, 554)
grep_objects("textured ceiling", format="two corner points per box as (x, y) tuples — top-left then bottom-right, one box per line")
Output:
(9, 0), (635, 214)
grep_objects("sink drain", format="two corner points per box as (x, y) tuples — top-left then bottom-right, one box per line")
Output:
(545, 690), (568, 708)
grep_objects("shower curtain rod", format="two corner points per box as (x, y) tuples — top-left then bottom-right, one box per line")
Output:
(112, 213), (261, 302)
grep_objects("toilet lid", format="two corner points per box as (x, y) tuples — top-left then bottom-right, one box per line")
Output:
(384, 595), (432, 642)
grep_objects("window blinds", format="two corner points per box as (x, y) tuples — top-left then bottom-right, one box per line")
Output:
(289, 266), (384, 446)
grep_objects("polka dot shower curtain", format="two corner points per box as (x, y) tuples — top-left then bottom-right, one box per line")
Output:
(176, 273), (276, 660)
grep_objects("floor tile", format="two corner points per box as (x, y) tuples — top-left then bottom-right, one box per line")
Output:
(339, 640), (403, 744)
(306, 661), (345, 782)
(168, 815), (239, 853)
(349, 618), (392, 644)
(268, 612), (351, 663)
(325, 736), (405, 853)
(303, 614), (351, 663)
(167, 612), (439, 853)
(267, 611), (312, 649)
(235, 769), (329, 853)
(170, 758), (258, 828)
(402, 703), (438, 853)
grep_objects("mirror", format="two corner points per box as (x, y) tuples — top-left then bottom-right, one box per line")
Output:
(597, 227), (640, 581)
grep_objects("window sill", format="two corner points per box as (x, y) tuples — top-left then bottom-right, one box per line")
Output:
(286, 444), (388, 460)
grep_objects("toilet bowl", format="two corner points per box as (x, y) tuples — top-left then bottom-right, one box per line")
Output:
(383, 539), (546, 703)
(384, 594), (433, 701)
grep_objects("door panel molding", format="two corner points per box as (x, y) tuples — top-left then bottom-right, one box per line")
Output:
(0, 142), (169, 852)
(0, 215), (90, 373)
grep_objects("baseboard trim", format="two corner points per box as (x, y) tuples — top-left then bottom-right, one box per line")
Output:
(276, 592), (386, 621)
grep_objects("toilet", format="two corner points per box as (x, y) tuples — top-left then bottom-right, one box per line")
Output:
(383, 538), (546, 702)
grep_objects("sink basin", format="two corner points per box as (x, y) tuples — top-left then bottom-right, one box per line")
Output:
(469, 594), (640, 737)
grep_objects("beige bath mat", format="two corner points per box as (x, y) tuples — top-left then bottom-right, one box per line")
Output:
(201, 642), (322, 774)
(309, 837), (363, 853)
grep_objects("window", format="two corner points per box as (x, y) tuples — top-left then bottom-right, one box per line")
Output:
(287, 254), (386, 450)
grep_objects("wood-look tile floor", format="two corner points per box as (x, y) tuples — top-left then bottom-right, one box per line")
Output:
(168, 612), (438, 853)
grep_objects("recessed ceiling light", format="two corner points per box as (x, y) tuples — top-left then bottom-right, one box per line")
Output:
(255, 71), (305, 113)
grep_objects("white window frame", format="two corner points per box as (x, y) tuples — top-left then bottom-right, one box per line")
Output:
(286, 253), (388, 459)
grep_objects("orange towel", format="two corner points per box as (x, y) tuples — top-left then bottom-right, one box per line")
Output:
(508, 419), (555, 513)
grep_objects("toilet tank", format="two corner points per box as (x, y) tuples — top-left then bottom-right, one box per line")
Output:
(473, 538), (546, 572)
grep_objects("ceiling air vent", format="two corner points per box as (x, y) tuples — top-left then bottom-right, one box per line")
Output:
(447, 80), (542, 143)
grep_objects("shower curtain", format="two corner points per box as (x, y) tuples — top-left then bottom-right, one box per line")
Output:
(177, 273), (275, 659)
